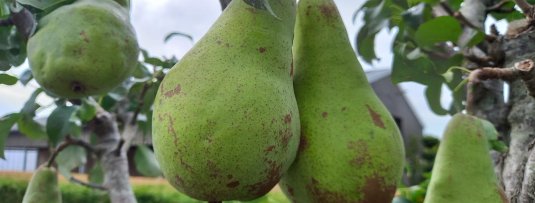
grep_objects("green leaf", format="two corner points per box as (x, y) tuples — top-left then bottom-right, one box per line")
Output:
(144, 57), (166, 67)
(132, 62), (151, 80)
(107, 81), (132, 101)
(164, 32), (193, 43)
(356, 0), (392, 63)
(0, 73), (17, 85)
(490, 140), (508, 153)
(46, 105), (77, 146)
(391, 44), (436, 84)
(55, 145), (86, 178)
(415, 16), (462, 47)
(18, 69), (33, 85)
(142, 82), (159, 113)
(17, 0), (72, 11)
(425, 82), (448, 115)
(17, 115), (46, 139)
(401, 3), (431, 29)
(461, 28), (485, 48)
(134, 145), (162, 177)
(356, 30), (379, 63)
(77, 99), (97, 122)
(479, 118), (498, 140)
(0, 113), (20, 159)
(20, 88), (42, 116)
(88, 162), (104, 184)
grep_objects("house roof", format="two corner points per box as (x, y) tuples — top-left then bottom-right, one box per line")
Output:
(365, 68), (391, 83)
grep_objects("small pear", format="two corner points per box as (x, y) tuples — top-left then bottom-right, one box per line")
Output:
(22, 165), (62, 203)
(424, 114), (507, 203)
(279, 0), (405, 202)
(152, 0), (299, 201)
(27, 0), (139, 98)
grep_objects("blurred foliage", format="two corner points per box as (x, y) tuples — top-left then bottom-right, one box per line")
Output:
(0, 172), (290, 203)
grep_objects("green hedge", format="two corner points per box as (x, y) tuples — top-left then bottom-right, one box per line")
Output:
(0, 175), (289, 203)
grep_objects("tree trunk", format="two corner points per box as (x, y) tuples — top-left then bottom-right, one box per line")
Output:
(501, 32), (535, 203)
(93, 110), (137, 203)
(456, 1), (535, 202)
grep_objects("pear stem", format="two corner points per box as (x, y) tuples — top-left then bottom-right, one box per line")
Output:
(466, 59), (535, 115)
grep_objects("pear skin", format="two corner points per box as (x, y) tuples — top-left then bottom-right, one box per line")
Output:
(423, 114), (508, 203)
(22, 165), (62, 203)
(279, 0), (405, 202)
(27, 0), (139, 98)
(152, 0), (299, 201)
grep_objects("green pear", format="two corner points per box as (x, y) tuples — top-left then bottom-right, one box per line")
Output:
(279, 0), (405, 202)
(22, 165), (62, 203)
(152, 0), (299, 201)
(27, 0), (139, 98)
(423, 114), (507, 203)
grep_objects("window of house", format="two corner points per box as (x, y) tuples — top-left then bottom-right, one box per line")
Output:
(0, 148), (38, 171)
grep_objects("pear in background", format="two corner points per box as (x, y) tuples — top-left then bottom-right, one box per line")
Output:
(27, 0), (139, 98)
(22, 165), (62, 203)
(424, 114), (507, 203)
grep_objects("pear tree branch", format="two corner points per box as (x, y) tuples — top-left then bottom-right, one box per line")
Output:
(46, 136), (95, 168)
(69, 176), (108, 191)
(466, 59), (535, 115)
(515, 0), (534, 17)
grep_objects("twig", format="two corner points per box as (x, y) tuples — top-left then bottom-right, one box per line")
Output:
(515, 0), (534, 17)
(466, 59), (535, 115)
(69, 176), (108, 191)
(130, 82), (151, 125)
(47, 136), (95, 168)
(440, 1), (480, 30)
(114, 139), (125, 157)
(487, 0), (515, 13)
(0, 17), (13, 26)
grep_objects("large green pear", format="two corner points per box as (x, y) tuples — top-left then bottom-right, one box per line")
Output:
(152, 0), (299, 201)
(279, 0), (405, 202)
(22, 165), (61, 203)
(27, 0), (139, 98)
(424, 114), (507, 203)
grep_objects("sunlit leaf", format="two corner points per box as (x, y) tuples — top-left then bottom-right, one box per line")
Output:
(415, 16), (461, 47)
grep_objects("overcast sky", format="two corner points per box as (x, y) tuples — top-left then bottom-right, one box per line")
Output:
(0, 0), (455, 136)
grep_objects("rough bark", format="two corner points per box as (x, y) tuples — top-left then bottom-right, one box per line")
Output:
(502, 32), (535, 203)
(92, 110), (137, 203)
